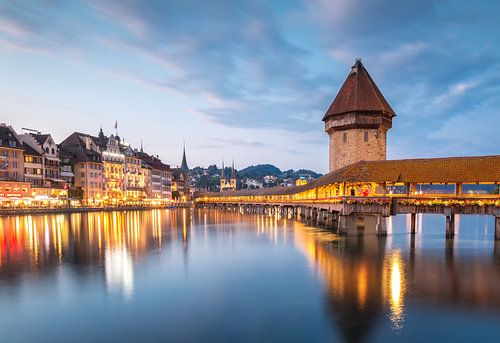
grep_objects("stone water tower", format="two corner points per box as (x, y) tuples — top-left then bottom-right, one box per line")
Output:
(323, 59), (395, 172)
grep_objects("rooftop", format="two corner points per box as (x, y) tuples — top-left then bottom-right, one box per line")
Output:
(323, 59), (395, 121)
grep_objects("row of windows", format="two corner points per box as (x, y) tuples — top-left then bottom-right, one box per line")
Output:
(342, 131), (371, 143)
(89, 163), (102, 170)
(80, 171), (102, 178)
(1, 150), (18, 158)
(80, 181), (103, 189)
(24, 156), (43, 163)
(0, 171), (20, 179)
(24, 168), (42, 175)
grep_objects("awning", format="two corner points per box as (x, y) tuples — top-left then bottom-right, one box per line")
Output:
(60, 171), (75, 177)
(49, 178), (67, 183)
(45, 156), (60, 162)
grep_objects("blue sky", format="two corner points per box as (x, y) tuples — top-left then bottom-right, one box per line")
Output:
(1, 0), (499, 173)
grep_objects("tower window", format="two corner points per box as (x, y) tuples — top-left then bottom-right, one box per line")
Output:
(343, 132), (347, 143)
(364, 131), (369, 142)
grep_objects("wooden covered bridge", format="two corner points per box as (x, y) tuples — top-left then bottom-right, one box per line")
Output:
(195, 155), (500, 239)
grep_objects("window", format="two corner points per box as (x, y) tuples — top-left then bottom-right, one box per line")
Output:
(81, 172), (85, 177)
(12, 162), (17, 168)
(1, 150), (7, 157)
(13, 151), (17, 157)
(343, 132), (347, 143)
(364, 131), (369, 142)
(51, 148), (55, 154)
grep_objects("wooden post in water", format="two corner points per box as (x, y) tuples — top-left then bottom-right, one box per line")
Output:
(446, 214), (455, 238)
(337, 215), (347, 235)
(495, 216), (500, 241)
(410, 213), (416, 234)
(376, 215), (388, 236)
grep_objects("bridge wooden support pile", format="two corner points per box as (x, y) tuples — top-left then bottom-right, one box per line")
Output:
(197, 199), (500, 241)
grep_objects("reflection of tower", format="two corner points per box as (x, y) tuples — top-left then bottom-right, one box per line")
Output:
(295, 223), (389, 343)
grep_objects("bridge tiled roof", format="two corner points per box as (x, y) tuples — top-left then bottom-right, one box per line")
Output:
(199, 155), (500, 198)
(310, 155), (500, 186)
(322, 59), (395, 121)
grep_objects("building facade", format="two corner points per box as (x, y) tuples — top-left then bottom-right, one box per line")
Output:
(122, 144), (147, 201)
(59, 132), (104, 203)
(0, 124), (24, 182)
(138, 150), (172, 201)
(323, 59), (395, 172)
(21, 142), (43, 186)
(96, 131), (125, 202)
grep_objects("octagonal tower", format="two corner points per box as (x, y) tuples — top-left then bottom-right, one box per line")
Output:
(323, 59), (396, 172)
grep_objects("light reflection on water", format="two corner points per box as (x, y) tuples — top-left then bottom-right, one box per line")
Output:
(0, 209), (499, 342)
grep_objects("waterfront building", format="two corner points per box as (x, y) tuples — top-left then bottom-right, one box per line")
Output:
(21, 142), (43, 186)
(172, 146), (190, 202)
(59, 132), (104, 203)
(137, 149), (172, 201)
(19, 131), (65, 189)
(121, 143), (146, 201)
(0, 124), (24, 182)
(59, 151), (75, 186)
(34, 133), (62, 186)
(220, 160), (237, 191)
(323, 59), (395, 172)
(96, 129), (125, 202)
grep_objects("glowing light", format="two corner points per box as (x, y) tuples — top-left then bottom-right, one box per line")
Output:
(385, 251), (406, 330)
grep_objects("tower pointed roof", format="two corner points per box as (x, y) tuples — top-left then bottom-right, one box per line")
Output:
(180, 143), (189, 173)
(322, 59), (395, 121)
(231, 160), (236, 179)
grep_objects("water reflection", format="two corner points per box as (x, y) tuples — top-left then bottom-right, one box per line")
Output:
(0, 210), (499, 342)
(384, 251), (405, 330)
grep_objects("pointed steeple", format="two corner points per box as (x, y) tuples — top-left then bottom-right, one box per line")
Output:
(322, 59), (395, 121)
(180, 141), (189, 173)
(221, 160), (225, 179)
(231, 160), (236, 179)
(140, 139), (144, 153)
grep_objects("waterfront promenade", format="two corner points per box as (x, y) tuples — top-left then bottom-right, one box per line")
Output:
(0, 203), (191, 217)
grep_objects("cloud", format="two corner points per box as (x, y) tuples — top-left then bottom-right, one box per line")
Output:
(208, 138), (268, 148)
(1, 0), (500, 162)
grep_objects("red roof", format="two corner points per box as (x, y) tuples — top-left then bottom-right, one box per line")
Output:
(323, 59), (395, 121)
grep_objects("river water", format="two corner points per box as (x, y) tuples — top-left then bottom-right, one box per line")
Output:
(0, 209), (499, 342)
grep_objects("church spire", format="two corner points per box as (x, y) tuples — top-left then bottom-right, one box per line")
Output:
(231, 160), (236, 179)
(180, 141), (189, 173)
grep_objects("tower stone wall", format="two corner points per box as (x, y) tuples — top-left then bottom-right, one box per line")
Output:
(328, 128), (387, 171)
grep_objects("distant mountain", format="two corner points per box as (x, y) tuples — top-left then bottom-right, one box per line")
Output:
(237, 164), (281, 179)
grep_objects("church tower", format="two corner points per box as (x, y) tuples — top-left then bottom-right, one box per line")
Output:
(323, 59), (395, 172)
(230, 161), (237, 189)
(220, 161), (227, 191)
